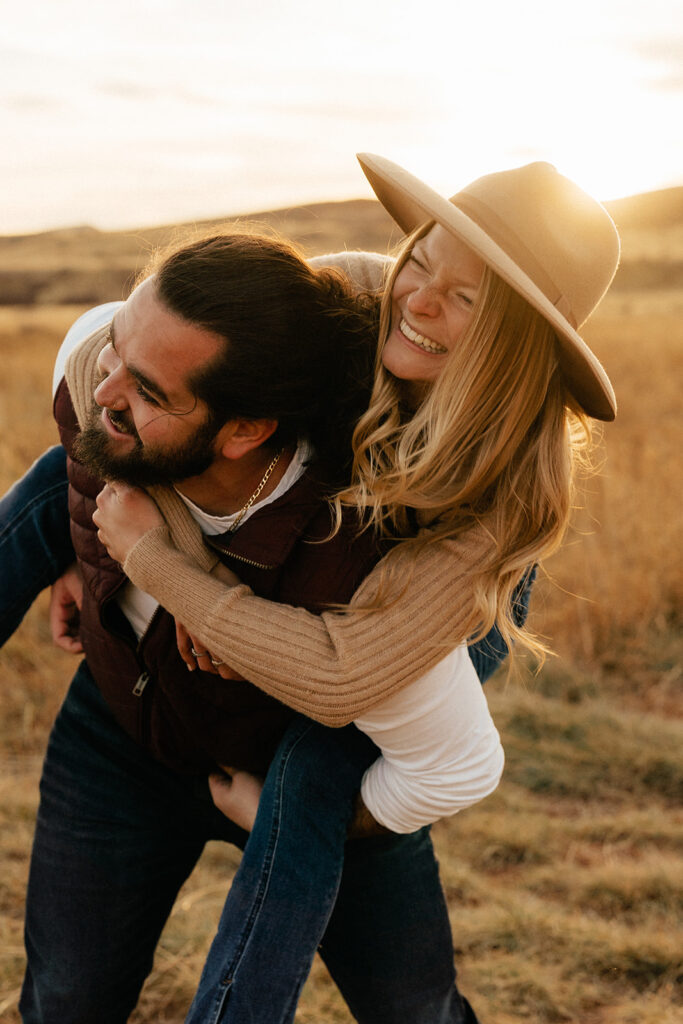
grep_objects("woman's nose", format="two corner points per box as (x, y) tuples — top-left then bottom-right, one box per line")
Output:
(405, 284), (441, 319)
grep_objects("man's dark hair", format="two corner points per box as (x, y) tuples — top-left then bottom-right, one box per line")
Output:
(150, 232), (379, 485)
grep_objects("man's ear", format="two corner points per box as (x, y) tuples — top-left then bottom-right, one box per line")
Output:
(216, 418), (279, 460)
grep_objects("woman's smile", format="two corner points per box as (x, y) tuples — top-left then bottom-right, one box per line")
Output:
(398, 317), (448, 354)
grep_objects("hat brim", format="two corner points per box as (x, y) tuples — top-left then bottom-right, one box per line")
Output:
(358, 153), (616, 421)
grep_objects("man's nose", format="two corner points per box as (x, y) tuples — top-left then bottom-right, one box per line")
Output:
(94, 348), (126, 409)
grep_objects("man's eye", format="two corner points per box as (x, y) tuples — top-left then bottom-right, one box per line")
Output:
(408, 254), (427, 271)
(135, 383), (159, 406)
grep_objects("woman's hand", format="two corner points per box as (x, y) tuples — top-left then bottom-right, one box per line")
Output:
(176, 620), (245, 680)
(175, 563), (245, 678)
(93, 482), (164, 564)
(209, 768), (263, 832)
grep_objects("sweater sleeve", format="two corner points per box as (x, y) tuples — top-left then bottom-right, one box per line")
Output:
(308, 251), (392, 293)
(123, 525), (491, 727)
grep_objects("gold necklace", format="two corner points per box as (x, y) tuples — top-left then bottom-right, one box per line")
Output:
(228, 448), (284, 533)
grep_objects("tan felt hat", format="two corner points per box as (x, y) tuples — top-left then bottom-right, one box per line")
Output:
(358, 153), (619, 420)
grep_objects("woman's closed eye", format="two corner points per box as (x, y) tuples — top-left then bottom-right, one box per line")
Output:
(407, 253), (428, 272)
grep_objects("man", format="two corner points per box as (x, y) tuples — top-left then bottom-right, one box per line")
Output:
(6, 232), (511, 1022)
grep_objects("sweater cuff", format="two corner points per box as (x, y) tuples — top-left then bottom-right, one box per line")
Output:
(124, 525), (189, 583)
(123, 526), (251, 631)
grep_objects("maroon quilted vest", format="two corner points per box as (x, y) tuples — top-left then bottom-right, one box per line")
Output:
(54, 380), (383, 775)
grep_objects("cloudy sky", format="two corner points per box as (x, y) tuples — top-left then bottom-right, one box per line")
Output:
(2, 0), (682, 233)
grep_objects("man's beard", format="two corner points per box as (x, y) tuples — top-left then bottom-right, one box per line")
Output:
(73, 404), (220, 487)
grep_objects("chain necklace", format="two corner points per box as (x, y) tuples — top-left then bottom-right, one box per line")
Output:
(227, 448), (284, 533)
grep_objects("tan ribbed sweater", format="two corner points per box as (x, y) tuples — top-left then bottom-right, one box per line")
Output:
(65, 250), (494, 728)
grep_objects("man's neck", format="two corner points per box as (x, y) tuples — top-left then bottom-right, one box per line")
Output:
(174, 445), (295, 518)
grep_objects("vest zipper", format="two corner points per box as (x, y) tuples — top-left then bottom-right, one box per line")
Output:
(215, 550), (276, 571)
(133, 671), (150, 696)
(131, 605), (163, 696)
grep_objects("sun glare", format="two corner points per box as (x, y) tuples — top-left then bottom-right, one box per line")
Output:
(1, 0), (681, 231)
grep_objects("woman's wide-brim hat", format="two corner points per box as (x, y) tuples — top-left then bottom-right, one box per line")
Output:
(357, 153), (619, 420)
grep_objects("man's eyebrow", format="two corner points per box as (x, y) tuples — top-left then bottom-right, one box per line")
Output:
(109, 318), (171, 406)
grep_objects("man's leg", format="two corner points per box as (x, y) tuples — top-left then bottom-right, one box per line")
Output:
(0, 446), (73, 644)
(20, 661), (247, 1024)
(319, 829), (479, 1024)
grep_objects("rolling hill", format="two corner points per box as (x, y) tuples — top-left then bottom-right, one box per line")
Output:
(0, 187), (680, 305)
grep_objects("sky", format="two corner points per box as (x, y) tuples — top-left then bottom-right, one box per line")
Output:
(1, 0), (682, 234)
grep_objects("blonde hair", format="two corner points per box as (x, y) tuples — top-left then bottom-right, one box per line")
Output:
(334, 228), (592, 663)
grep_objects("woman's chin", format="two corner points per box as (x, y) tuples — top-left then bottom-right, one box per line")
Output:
(381, 334), (443, 385)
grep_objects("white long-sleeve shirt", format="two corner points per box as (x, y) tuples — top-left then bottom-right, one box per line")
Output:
(357, 646), (503, 832)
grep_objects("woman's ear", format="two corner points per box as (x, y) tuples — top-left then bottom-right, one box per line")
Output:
(216, 418), (279, 460)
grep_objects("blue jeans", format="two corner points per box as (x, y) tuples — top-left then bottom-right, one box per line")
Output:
(19, 663), (247, 1023)
(0, 445), (73, 644)
(20, 666), (477, 1024)
(187, 718), (479, 1024)
(182, 586), (534, 1023)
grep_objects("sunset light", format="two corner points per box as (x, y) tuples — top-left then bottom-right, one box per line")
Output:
(2, 0), (682, 231)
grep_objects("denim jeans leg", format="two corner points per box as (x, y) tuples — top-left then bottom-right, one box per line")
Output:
(468, 565), (537, 683)
(320, 828), (479, 1024)
(19, 662), (246, 1024)
(0, 446), (73, 645)
(186, 718), (378, 1024)
(186, 718), (477, 1024)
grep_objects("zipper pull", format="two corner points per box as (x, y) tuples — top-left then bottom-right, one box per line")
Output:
(132, 671), (150, 696)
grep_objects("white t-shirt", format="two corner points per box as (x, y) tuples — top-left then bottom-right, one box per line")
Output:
(54, 303), (504, 833)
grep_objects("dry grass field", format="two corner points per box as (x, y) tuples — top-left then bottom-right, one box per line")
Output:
(0, 195), (681, 1022)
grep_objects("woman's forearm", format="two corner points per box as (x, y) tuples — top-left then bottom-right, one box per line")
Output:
(124, 525), (491, 726)
(355, 644), (504, 832)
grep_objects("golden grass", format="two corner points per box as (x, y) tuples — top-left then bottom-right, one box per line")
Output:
(0, 286), (681, 1021)
(527, 297), (683, 714)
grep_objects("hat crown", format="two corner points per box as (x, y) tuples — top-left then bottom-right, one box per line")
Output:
(452, 161), (620, 327)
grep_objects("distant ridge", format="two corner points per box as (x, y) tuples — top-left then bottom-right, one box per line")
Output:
(605, 186), (683, 231)
(0, 189), (680, 306)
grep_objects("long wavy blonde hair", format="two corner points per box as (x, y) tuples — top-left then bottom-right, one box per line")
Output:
(334, 227), (592, 662)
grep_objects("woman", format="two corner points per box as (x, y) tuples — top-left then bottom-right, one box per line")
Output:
(92, 154), (620, 1023)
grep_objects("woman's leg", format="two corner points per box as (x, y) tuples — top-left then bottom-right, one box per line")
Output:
(187, 719), (478, 1024)
(0, 445), (73, 644)
(186, 718), (377, 1024)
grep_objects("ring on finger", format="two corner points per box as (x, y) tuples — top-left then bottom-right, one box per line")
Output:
(190, 646), (208, 658)
(210, 658), (225, 667)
